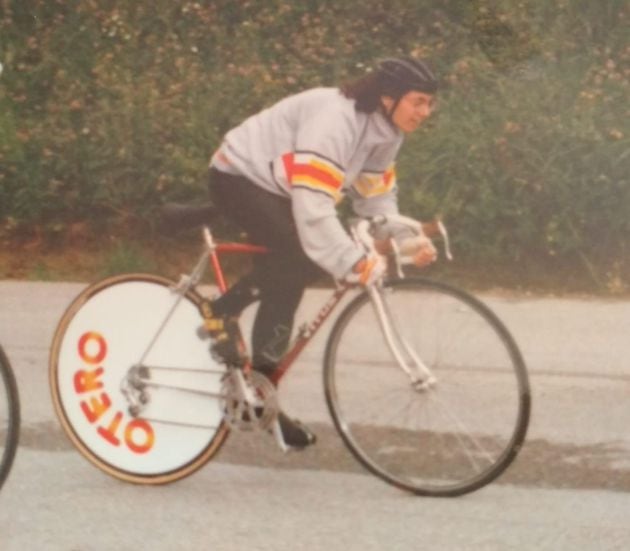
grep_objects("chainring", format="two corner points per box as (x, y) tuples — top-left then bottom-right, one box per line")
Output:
(220, 370), (279, 431)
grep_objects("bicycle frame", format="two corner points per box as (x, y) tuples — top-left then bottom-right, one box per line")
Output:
(204, 228), (351, 386)
(198, 222), (437, 389)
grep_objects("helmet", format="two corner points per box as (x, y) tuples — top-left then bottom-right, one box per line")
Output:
(378, 57), (438, 95)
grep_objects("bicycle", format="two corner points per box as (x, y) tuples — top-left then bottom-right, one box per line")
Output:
(49, 205), (530, 497)
(0, 343), (20, 491)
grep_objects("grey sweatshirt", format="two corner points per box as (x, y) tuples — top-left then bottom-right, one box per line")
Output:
(210, 87), (404, 279)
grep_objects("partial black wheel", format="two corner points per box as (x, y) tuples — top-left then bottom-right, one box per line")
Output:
(0, 344), (20, 490)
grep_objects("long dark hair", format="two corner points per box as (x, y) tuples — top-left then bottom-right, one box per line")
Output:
(340, 71), (405, 113)
(341, 57), (438, 113)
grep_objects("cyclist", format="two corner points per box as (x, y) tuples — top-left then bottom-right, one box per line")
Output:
(206, 56), (439, 449)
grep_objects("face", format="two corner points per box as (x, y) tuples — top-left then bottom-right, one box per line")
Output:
(381, 91), (436, 133)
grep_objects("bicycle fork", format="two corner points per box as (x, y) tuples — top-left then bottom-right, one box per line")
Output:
(367, 285), (437, 391)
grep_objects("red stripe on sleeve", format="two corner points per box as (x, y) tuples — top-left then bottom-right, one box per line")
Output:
(291, 163), (342, 190)
(282, 153), (294, 180)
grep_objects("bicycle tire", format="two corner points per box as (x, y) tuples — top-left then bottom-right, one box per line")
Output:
(49, 273), (229, 485)
(0, 344), (20, 490)
(323, 277), (530, 497)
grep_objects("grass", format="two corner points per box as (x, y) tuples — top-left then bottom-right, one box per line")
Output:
(1, 235), (627, 298)
(99, 242), (158, 277)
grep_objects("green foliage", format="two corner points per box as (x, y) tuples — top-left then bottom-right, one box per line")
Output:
(0, 0), (628, 290)
(99, 241), (156, 277)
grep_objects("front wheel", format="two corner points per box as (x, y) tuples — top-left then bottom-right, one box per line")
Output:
(324, 278), (530, 497)
(49, 274), (229, 485)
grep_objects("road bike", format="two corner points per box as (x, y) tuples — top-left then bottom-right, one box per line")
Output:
(49, 205), (530, 497)
(0, 343), (20, 490)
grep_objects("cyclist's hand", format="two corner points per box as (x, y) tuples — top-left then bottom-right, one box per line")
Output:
(374, 234), (437, 268)
(399, 235), (437, 267)
(398, 235), (437, 268)
(344, 253), (386, 286)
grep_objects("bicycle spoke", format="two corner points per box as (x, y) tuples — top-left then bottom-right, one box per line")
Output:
(422, 390), (497, 469)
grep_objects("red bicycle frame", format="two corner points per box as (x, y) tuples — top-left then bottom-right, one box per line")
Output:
(209, 241), (349, 385)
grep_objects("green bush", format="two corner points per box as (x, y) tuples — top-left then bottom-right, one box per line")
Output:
(0, 0), (628, 290)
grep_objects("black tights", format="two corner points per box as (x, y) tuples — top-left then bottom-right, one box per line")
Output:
(208, 168), (323, 376)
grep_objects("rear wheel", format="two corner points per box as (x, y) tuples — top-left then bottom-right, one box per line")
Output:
(324, 278), (530, 496)
(49, 274), (229, 484)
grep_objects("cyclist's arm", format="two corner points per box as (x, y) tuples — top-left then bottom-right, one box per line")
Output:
(287, 99), (367, 279)
(349, 138), (403, 219)
(291, 188), (364, 279)
(350, 187), (399, 218)
(347, 155), (438, 266)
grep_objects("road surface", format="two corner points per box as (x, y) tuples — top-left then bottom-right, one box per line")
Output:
(1, 280), (630, 550)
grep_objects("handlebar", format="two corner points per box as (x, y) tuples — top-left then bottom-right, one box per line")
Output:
(201, 212), (451, 281)
(353, 214), (453, 268)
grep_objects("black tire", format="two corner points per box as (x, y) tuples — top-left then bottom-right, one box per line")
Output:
(49, 273), (229, 485)
(0, 344), (20, 490)
(324, 278), (530, 497)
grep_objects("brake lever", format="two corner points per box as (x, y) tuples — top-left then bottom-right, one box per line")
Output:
(436, 219), (453, 261)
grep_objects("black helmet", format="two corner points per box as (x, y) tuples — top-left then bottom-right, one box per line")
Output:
(378, 57), (438, 95)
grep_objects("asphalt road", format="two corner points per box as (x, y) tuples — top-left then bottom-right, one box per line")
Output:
(1, 280), (630, 550)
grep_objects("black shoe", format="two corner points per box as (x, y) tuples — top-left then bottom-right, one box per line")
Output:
(211, 332), (247, 366)
(276, 411), (316, 449)
(205, 315), (247, 367)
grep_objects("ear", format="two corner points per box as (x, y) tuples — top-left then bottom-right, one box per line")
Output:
(380, 95), (395, 112)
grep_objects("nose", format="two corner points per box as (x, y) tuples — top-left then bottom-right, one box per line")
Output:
(418, 104), (432, 118)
